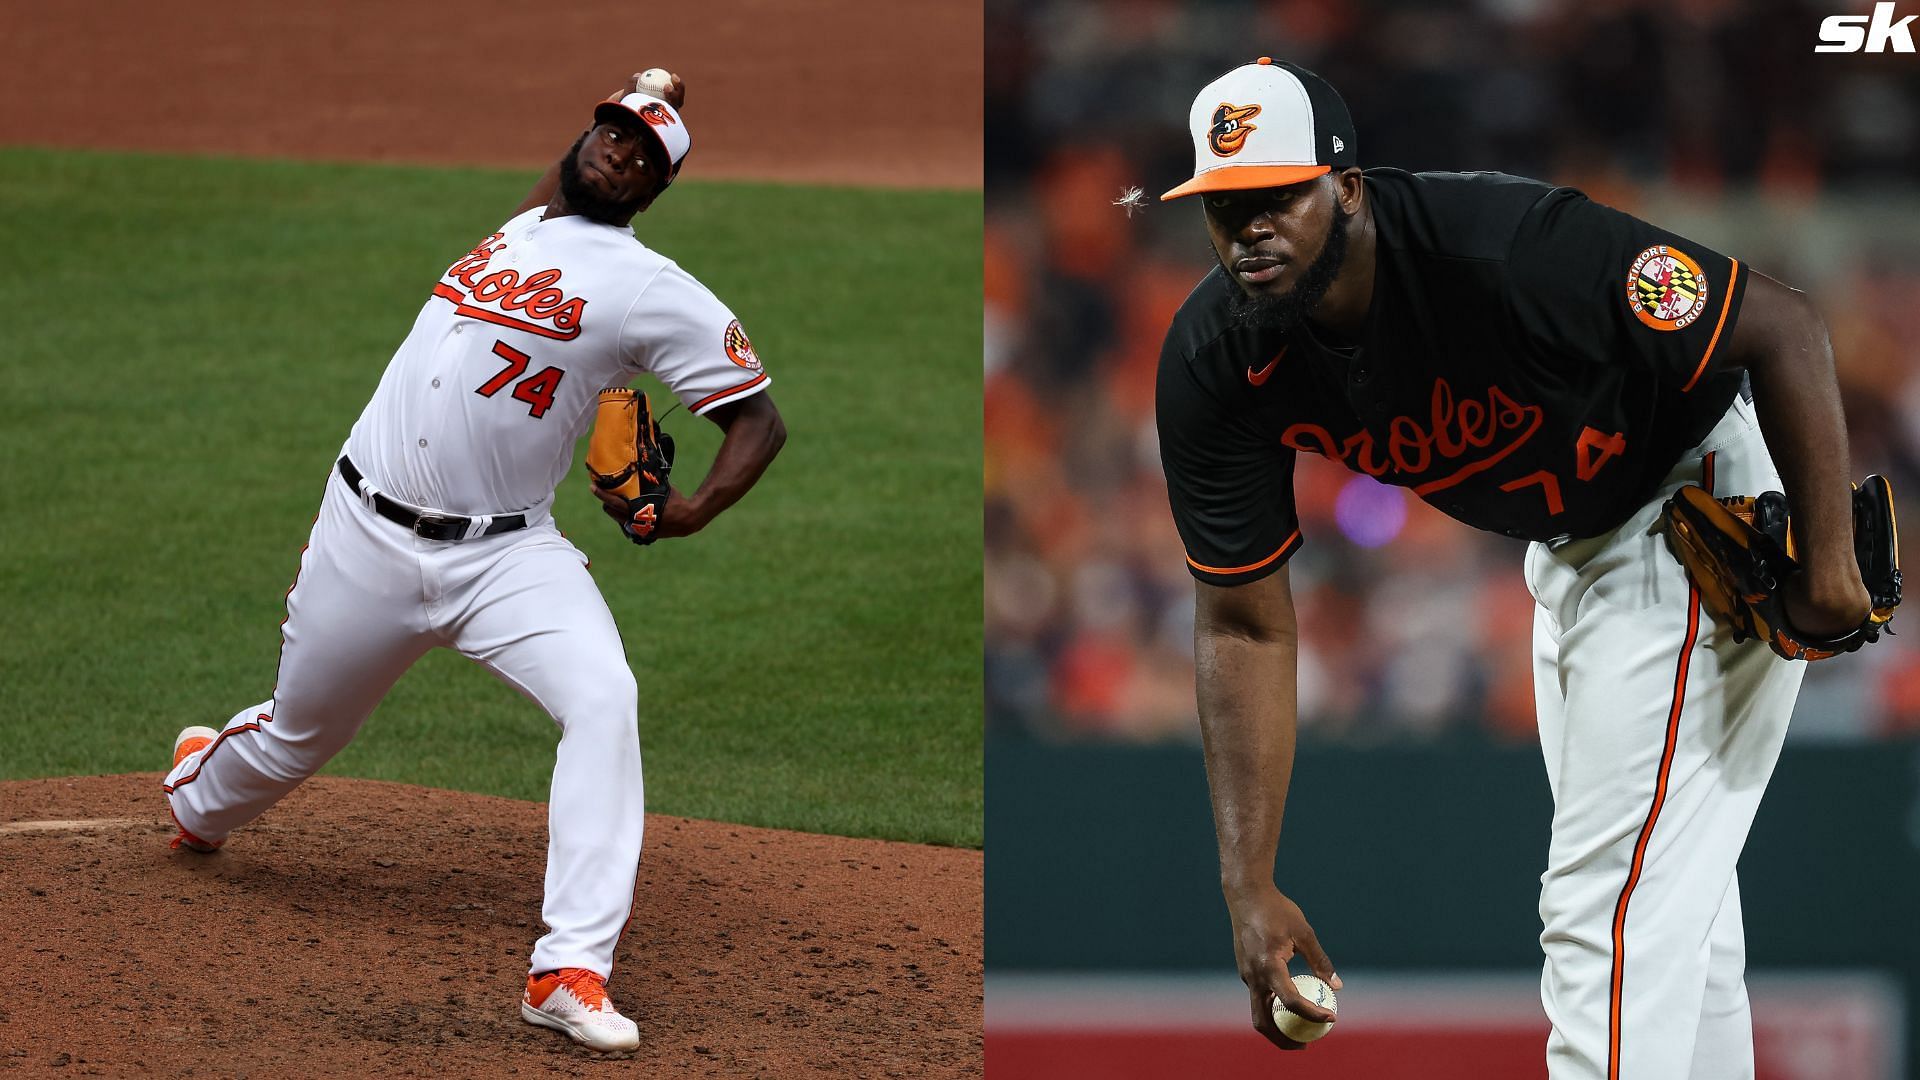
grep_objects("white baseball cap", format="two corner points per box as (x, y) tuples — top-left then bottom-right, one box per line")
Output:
(593, 93), (693, 188)
(1161, 57), (1359, 201)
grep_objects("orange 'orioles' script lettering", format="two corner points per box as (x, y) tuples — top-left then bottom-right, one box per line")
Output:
(1281, 379), (1544, 496)
(433, 233), (588, 341)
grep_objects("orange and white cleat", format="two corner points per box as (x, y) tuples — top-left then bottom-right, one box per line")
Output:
(167, 727), (221, 852)
(172, 726), (217, 768)
(522, 968), (640, 1053)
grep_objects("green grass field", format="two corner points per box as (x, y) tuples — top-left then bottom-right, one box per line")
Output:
(0, 148), (981, 847)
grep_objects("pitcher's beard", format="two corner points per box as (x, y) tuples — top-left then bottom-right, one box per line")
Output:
(557, 132), (651, 224)
(1224, 206), (1353, 337)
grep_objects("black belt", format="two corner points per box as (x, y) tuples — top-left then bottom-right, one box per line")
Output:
(336, 456), (528, 542)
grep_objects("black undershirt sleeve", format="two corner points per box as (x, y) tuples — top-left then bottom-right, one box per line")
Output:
(1156, 344), (1301, 587)
(1506, 188), (1747, 392)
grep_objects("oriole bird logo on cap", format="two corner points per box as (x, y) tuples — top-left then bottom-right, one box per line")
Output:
(638, 102), (679, 127)
(1209, 102), (1261, 157)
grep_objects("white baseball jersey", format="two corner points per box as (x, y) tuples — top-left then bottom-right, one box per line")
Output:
(346, 208), (770, 516)
(166, 204), (778, 987)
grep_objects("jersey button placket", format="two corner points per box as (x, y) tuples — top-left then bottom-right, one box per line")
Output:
(422, 330), (461, 461)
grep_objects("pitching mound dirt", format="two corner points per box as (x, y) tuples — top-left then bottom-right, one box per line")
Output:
(0, 775), (981, 1077)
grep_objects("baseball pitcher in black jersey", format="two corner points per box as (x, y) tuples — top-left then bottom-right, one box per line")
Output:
(1156, 58), (1875, 1079)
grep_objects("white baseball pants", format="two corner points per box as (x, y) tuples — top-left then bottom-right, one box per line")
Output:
(1528, 395), (1804, 1080)
(164, 467), (644, 979)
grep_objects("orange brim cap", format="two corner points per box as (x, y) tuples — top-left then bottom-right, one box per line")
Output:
(1161, 163), (1331, 201)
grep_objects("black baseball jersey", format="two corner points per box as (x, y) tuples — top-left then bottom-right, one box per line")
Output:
(1157, 168), (1747, 586)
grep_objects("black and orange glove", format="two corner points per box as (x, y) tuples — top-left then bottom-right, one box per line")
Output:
(586, 388), (675, 545)
(1656, 475), (1902, 661)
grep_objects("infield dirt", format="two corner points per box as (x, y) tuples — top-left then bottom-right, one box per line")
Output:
(0, 0), (980, 189)
(0, 775), (981, 1077)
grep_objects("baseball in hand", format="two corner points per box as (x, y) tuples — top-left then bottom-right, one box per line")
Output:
(1271, 974), (1337, 1043)
(634, 68), (685, 108)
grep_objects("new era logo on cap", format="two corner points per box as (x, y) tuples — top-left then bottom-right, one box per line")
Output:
(1162, 57), (1358, 201)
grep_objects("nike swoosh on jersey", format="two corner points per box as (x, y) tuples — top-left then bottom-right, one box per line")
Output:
(1247, 348), (1287, 386)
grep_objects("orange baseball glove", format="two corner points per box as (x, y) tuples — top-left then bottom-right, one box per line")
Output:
(1657, 475), (1901, 661)
(586, 388), (674, 545)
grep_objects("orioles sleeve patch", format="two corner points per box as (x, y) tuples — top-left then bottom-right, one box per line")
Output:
(1625, 245), (1710, 331)
(723, 320), (762, 372)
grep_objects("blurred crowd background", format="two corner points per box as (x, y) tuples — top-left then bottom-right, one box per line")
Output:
(984, 0), (1920, 744)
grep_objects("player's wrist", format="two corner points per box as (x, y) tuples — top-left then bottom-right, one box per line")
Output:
(1801, 558), (1863, 592)
(683, 490), (715, 529)
(1789, 567), (1871, 617)
(1802, 534), (1862, 576)
(657, 488), (712, 538)
(1791, 537), (1866, 597)
(1221, 870), (1279, 899)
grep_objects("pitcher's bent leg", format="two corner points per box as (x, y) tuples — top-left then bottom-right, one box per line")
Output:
(164, 477), (435, 842)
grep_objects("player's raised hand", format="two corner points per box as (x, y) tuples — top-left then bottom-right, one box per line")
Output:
(609, 69), (686, 110)
(1225, 881), (1341, 1050)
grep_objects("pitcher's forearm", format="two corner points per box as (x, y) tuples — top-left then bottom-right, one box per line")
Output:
(686, 394), (786, 527)
(1197, 624), (1301, 892)
(1746, 361), (1855, 585)
(1728, 274), (1855, 583)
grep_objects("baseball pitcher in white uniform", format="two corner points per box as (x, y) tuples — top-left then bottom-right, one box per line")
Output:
(161, 70), (785, 1055)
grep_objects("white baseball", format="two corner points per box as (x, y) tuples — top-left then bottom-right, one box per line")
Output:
(1270, 974), (1337, 1043)
(636, 69), (676, 97)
